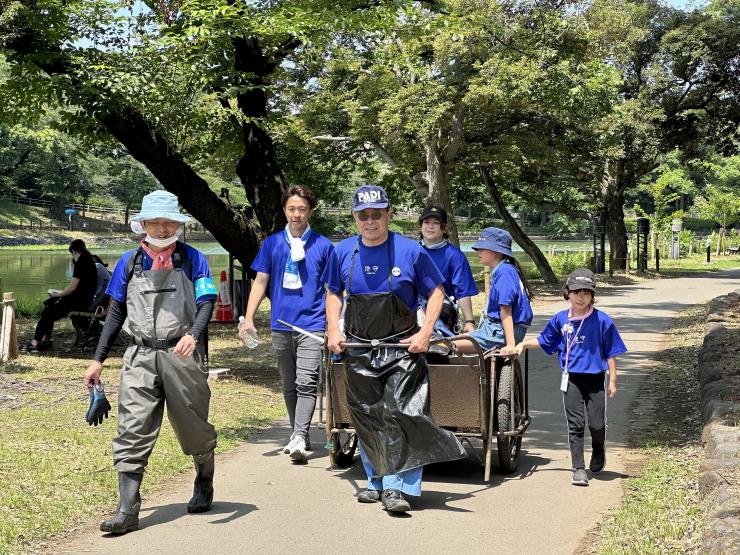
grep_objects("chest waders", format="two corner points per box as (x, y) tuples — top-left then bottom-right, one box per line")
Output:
(102, 247), (217, 534)
(343, 238), (465, 477)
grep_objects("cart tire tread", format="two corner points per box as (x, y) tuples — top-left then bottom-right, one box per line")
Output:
(496, 359), (523, 474)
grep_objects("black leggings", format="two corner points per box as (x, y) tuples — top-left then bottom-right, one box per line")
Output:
(562, 372), (607, 470)
(33, 298), (86, 342)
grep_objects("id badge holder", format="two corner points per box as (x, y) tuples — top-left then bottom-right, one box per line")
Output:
(560, 371), (569, 393)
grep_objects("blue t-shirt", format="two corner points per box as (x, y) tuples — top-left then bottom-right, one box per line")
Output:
(106, 243), (217, 305)
(485, 261), (533, 325)
(251, 231), (334, 332)
(537, 308), (627, 374)
(423, 242), (479, 301)
(327, 232), (443, 311)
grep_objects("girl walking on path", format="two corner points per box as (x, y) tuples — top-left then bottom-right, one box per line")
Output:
(502, 268), (627, 486)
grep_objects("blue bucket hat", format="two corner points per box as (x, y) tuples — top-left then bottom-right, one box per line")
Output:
(471, 227), (513, 257)
(131, 190), (191, 223)
(352, 185), (390, 212)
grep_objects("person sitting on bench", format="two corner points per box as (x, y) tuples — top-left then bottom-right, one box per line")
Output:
(22, 239), (98, 352)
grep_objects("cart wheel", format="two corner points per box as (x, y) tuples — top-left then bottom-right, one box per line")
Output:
(330, 429), (358, 469)
(496, 358), (523, 474)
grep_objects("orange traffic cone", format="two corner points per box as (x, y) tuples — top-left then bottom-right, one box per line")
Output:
(214, 271), (234, 322)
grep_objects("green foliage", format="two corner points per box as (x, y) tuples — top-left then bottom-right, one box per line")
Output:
(14, 296), (43, 318)
(549, 252), (584, 278)
(694, 186), (740, 230)
(543, 214), (589, 237)
(683, 217), (717, 232)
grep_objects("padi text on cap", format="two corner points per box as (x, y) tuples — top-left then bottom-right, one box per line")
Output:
(352, 185), (390, 212)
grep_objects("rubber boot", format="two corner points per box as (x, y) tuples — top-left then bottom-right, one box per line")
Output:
(100, 472), (142, 534)
(187, 452), (214, 513)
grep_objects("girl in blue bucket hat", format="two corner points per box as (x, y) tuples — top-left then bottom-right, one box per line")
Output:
(453, 227), (533, 354)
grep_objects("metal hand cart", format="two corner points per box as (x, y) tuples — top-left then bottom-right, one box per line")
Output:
(320, 336), (530, 481)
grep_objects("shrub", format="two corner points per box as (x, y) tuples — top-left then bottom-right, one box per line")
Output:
(548, 252), (583, 277)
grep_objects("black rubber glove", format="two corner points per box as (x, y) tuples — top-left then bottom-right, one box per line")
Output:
(86, 383), (111, 426)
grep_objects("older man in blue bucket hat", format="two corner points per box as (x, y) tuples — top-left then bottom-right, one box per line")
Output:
(452, 226), (534, 355)
(84, 190), (219, 534)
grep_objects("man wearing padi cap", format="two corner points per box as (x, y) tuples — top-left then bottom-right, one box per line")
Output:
(453, 226), (533, 355)
(503, 268), (627, 487)
(418, 205), (478, 335)
(84, 190), (219, 534)
(325, 185), (465, 513)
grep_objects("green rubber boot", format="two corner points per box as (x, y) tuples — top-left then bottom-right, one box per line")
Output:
(187, 452), (214, 513)
(100, 472), (142, 534)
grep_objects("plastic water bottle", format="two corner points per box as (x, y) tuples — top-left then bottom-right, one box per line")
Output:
(238, 316), (260, 349)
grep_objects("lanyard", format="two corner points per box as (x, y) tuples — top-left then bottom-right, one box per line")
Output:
(563, 316), (587, 373)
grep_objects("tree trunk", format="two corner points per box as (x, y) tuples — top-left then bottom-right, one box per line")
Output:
(8, 30), (284, 267)
(425, 142), (459, 245)
(601, 161), (629, 271)
(424, 104), (465, 246)
(480, 167), (558, 284)
(100, 108), (261, 265)
(233, 37), (287, 237)
(717, 226), (724, 255)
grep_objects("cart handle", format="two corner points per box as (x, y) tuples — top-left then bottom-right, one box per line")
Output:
(341, 334), (471, 350)
(341, 335), (469, 349)
(483, 349), (521, 359)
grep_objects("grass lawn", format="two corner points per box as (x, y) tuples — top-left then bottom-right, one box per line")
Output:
(593, 304), (709, 554)
(0, 309), (284, 555)
(648, 252), (740, 275)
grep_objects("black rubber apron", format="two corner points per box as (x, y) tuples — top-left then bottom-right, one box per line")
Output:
(344, 237), (465, 476)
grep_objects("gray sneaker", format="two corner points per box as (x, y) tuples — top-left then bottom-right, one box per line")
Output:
(357, 489), (382, 503)
(382, 489), (411, 513)
(572, 469), (589, 486)
(289, 436), (309, 461)
(283, 437), (297, 454)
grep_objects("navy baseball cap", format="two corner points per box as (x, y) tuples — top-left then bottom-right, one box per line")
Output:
(565, 268), (596, 292)
(471, 227), (513, 257)
(418, 205), (448, 225)
(352, 185), (390, 212)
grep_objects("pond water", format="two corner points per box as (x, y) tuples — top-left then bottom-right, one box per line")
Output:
(0, 239), (595, 304)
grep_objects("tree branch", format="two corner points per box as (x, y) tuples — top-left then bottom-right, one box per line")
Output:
(313, 134), (429, 196)
(479, 167), (557, 283)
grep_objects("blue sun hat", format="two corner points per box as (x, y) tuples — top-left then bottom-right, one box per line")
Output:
(471, 227), (513, 257)
(131, 190), (191, 223)
(130, 191), (191, 233)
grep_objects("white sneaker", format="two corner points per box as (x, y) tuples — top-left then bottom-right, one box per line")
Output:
(283, 436), (297, 454)
(289, 436), (309, 461)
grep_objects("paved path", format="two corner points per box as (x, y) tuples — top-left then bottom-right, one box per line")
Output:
(59, 270), (740, 555)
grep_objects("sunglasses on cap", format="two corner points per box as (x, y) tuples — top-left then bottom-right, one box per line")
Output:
(355, 210), (386, 221)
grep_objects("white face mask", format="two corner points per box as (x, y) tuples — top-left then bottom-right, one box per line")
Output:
(143, 225), (183, 248)
(145, 234), (179, 248)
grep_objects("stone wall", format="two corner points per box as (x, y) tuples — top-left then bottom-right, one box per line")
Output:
(697, 289), (740, 554)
